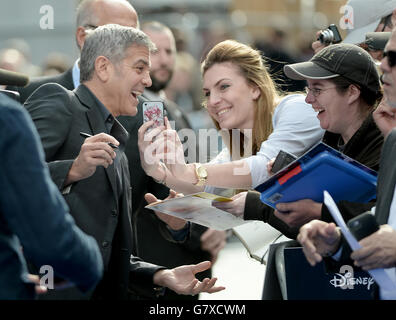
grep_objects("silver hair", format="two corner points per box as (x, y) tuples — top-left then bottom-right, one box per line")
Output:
(80, 24), (156, 82)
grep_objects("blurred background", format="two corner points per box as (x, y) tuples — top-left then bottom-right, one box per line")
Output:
(0, 0), (348, 106)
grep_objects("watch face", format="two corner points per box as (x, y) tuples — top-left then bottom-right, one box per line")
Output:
(197, 166), (208, 178)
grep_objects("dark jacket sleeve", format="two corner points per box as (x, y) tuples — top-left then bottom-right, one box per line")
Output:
(128, 256), (166, 298)
(0, 99), (103, 292)
(244, 191), (299, 239)
(321, 200), (376, 223)
(24, 83), (74, 190)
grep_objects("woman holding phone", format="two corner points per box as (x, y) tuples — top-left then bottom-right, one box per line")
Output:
(138, 39), (323, 197)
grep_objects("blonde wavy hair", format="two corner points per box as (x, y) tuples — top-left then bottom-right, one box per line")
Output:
(201, 40), (281, 159)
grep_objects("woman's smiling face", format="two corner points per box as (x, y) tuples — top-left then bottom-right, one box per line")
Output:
(203, 62), (260, 130)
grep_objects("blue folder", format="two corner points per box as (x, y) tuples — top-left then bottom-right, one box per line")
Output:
(255, 142), (377, 209)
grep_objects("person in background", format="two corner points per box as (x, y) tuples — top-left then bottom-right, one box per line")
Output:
(312, 0), (396, 60)
(6, 0), (139, 103)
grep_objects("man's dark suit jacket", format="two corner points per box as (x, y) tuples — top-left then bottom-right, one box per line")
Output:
(25, 83), (164, 300)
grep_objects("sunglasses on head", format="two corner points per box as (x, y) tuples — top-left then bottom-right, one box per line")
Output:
(384, 50), (396, 68)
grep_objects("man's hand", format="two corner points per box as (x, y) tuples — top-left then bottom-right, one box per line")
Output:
(65, 133), (119, 185)
(373, 99), (396, 138)
(153, 261), (225, 295)
(27, 274), (47, 295)
(297, 220), (341, 266)
(311, 30), (328, 53)
(200, 229), (227, 263)
(351, 224), (396, 270)
(274, 199), (322, 228)
(212, 192), (247, 218)
(145, 190), (187, 230)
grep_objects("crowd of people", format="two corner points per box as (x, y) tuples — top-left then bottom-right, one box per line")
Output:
(1, 0), (396, 301)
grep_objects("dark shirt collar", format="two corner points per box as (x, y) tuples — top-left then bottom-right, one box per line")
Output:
(79, 84), (114, 133)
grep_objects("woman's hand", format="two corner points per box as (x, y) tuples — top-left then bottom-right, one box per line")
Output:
(137, 119), (166, 180)
(150, 117), (189, 180)
(266, 158), (275, 176)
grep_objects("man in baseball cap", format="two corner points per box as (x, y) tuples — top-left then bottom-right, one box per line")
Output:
(285, 43), (380, 93)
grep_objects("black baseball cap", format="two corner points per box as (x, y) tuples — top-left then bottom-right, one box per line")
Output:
(365, 32), (391, 51)
(284, 43), (380, 93)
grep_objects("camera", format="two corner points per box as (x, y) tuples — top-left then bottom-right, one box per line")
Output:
(318, 24), (342, 45)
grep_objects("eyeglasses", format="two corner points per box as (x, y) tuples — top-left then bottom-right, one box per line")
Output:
(380, 14), (393, 32)
(383, 50), (396, 68)
(304, 86), (338, 97)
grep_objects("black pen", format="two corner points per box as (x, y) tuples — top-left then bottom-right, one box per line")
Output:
(79, 132), (119, 149)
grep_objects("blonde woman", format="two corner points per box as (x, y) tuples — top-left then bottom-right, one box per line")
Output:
(138, 40), (324, 195)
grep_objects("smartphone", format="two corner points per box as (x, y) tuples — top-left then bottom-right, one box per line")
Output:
(271, 150), (297, 174)
(347, 211), (379, 241)
(142, 101), (165, 131)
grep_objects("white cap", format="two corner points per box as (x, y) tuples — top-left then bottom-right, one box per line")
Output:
(343, 0), (396, 44)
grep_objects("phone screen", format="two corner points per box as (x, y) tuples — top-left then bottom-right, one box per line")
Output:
(142, 101), (165, 130)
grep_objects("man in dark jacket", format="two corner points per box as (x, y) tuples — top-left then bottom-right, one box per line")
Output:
(25, 24), (224, 300)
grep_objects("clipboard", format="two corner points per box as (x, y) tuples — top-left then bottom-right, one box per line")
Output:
(255, 142), (377, 209)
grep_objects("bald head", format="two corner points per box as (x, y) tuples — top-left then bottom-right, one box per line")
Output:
(76, 0), (139, 50)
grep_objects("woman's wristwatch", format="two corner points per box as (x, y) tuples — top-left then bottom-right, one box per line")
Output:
(193, 163), (208, 186)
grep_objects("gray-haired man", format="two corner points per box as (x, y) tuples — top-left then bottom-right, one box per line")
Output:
(24, 24), (224, 300)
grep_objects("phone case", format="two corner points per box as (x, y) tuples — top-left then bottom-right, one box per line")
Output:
(271, 150), (297, 173)
(347, 212), (379, 241)
(142, 101), (164, 129)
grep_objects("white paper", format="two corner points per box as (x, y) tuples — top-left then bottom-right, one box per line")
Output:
(232, 221), (284, 263)
(324, 190), (396, 297)
(145, 193), (248, 231)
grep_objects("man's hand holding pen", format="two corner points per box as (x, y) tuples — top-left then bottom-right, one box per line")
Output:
(64, 133), (120, 186)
